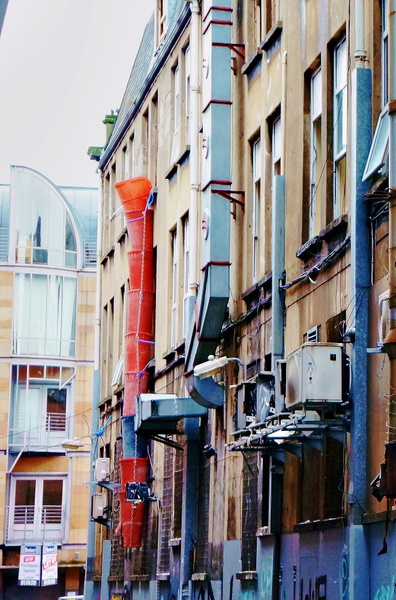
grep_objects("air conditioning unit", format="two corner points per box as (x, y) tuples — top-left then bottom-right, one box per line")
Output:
(274, 359), (286, 413)
(285, 343), (346, 409)
(91, 493), (107, 520)
(94, 458), (110, 482)
(256, 372), (275, 422)
(235, 382), (256, 430)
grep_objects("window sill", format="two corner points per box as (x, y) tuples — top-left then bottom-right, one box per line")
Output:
(165, 146), (190, 180)
(157, 573), (170, 581)
(192, 573), (208, 581)
(168, 537), (181, 547)
(235, 572), (258, 581)
(242, 271), (272, 312)
(294, 516), (345, 533)
(260, 21), (283, 52)
(256, 525), (272, 537)
(241, 50), (262, 76)
(296, 215), (348, 264)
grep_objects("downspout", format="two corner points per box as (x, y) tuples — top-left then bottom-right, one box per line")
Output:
(188, 0), (200, 308)
(384, 2), (396, 411)
(348, 1), (371, 597)
(84, 181), (103, 600)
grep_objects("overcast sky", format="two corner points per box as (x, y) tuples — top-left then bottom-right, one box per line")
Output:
(0, 0), (154, 188)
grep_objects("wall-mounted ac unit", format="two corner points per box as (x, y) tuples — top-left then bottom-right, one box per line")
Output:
(94, 458), (110, 482)
(285, 343), (345, 409)
(256, 372), (275, 422)
(235, 382), (256, 430)
(92, 493), (107, 520)
(274, 359), (286, 413)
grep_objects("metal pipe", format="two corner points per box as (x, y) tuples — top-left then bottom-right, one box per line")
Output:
(384, 1), (396, 443)
(354, 0), (368, 62)
(188, 0), (200, 303)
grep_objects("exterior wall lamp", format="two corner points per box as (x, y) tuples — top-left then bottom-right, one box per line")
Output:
(193, 355), (246, 380)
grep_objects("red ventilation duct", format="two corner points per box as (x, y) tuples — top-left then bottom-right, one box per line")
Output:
(115, 177), (154, 548)
(119, 457), (149, 547)
(114, 176), (154, 416)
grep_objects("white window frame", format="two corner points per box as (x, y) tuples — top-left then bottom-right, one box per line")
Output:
(309, 68), (322, 238)
(171, 229), (178, 347)
(183, 217), (190, 338)
(184, 45), (191, 145)
(252, 138), (261, 283)
(272, 117), (281, 176)
(171, 63), (181, 164)
(333, 38), (347, 217)
(7, 474), (67, 544)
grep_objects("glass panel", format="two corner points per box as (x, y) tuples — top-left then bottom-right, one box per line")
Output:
(362, 110), (389, 181)
(48, 189), (64, 266)
(42, 480), (63, 524)
(29, 365), (45, 379)
(311, 69), (322, 120)
(61, 277), (77, 357)
(65, 213), (77, 251)
(46, 388), (66, 432)
(29, 274), (47, 354)
(32, 178), (49, 264)
(45, 275), (62, 356)
(13, 274), (30, 353)
(15, 479), (35, 506)
(43, 480), (63, 505)
(15, 171), (33, 264)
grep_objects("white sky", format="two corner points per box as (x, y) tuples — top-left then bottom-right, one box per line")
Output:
(0, 0), (154, 188)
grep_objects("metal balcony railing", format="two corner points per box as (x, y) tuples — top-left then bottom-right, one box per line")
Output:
(9, 413), (67, 451)
(6, 504), (64, 544)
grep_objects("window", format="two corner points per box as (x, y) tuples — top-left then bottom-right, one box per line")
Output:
(157, 0), (168, 42)
(7, 475), (66, 543)
(122, 144), (129, 180)
(254, 0), (263, 47)
(382, 0), (389, 108)
(171, 229), (178, 347)
(184, 45), (191, 145)
(14, 169), (78, 268)
(309, 68), (323, 238)
(171, 63), (180, 164)
(265, 0), (277, 33)
(9, 364), (73, 450)
(183, 216), (190, 338)
(13, 273), (77, 357)
(130, 135), (136, 178)
(252, 138), (262, 282)
(333, 38), (347, 217)
(272, 117), (282, 176)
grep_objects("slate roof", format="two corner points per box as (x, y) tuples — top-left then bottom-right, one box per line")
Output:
(99, 0), (190, 169)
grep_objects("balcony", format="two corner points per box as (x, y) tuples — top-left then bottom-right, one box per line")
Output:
(9, 412), (68, 452)
(6, 504), (65, 544)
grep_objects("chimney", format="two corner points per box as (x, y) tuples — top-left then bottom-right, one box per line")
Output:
(103, 110), (117, 143)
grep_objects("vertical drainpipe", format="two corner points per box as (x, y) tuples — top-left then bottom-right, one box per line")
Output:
(188, 0), (200, 313)
(181, 3), (200, 597)
(348, 1), (371, 597)
(384, 2), (396, 432)
(84, 182), (103, 600)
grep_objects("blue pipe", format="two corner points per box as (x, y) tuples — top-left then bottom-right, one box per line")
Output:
(348, 64), (372, 599)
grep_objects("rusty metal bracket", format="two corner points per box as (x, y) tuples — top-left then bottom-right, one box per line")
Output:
(212, 42), (245, 61)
